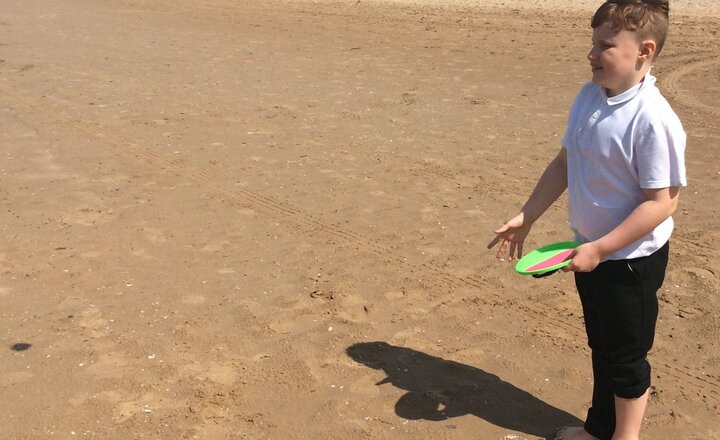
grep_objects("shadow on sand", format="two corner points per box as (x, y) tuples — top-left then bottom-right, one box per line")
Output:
(347, 341), (581, 439)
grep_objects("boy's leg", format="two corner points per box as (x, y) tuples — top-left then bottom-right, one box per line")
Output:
(606, 244), (667, 439)
(571, 243), (668, 440)
(552, 270), (610, 440)
(574, 271), (616, 440)
(585, 353), (616, 438)
(612, 389), (650, 440)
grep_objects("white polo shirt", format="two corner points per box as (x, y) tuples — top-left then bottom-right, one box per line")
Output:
(562, 72), (687, 260)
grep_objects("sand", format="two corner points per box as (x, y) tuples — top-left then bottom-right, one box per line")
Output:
(1, 0), (718, 438)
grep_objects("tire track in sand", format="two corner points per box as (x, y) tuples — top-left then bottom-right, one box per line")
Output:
(661, 57), (720, 118)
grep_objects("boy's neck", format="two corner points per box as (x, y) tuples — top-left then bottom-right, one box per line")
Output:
(606, 65), (652, 97)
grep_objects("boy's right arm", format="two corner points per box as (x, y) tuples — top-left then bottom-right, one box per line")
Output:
(487, 148), (568, 261)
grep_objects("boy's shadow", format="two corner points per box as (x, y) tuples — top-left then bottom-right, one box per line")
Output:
(347, 341), (581, 439)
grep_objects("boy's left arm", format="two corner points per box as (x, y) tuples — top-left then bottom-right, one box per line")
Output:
(565, 186), (680, 272)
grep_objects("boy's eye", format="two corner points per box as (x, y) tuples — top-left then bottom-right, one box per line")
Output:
(592, 40), (614, 49)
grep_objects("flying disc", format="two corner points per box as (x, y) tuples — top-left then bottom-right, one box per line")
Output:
(515, 241), (581, 276)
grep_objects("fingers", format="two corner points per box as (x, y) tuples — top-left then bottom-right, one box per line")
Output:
(561, 250), (578, 272)
(489, 232), (524, 260)
(507, 240), (524, 261)
(493, 237), (524, 261)
(487, 224), (511, 249)
(487, 234), (502, 250)
(496, 239), (509, 259)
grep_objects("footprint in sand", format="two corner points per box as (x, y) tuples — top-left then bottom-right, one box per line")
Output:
(88, 385), (184, 423)
(112, 392), (169, 424)
(335, 294), (374, 323)
(267, 312), (319, 334)
(80, 250), (103, 259)
(62, 207), (114, 226)
(86, 351), (132, 379)
(384, 290), (405, 300)
(390, 327), (425, 343)
(201, 240), (229, 252)
(236, 208), (256, 216)
(181, 295), (206, 305)
(128, 248), (154, 260)
(68, 389), (122, 409)
(60, 190), (114, 227)
(97, 173), (131, 184)
(179, 361), (239, 387)
(76, 306), (110, 338)
(29, 149), (66, 175)
(141, 227), (168, 243)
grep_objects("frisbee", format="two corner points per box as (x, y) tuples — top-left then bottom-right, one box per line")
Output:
(515, 241), (581, 276)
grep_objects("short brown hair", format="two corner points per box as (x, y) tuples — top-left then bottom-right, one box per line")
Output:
(592, 0), (670, 58)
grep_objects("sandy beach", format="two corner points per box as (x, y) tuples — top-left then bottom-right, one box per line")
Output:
(1, 0), (718, 438)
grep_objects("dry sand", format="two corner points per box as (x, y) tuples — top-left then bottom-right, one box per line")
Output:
(1, 0), (719, 439)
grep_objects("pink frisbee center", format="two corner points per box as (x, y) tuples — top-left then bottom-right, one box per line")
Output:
(526, 249), (574, 272)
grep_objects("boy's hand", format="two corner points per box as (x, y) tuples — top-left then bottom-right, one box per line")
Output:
(564, 242), (603, 272)
(487, 212), (532, 261)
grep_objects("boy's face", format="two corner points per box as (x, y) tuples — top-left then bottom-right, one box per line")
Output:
(588, 21), (650, 97)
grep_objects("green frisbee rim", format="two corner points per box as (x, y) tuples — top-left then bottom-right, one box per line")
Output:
(514, 241), (581, 275)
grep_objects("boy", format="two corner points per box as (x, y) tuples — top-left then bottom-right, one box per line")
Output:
(487, 1), (686, 439)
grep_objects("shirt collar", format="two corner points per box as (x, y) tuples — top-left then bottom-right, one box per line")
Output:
(604, 71), (656, 106)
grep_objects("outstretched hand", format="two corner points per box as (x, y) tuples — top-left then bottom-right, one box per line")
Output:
(487, 212), (533, 261)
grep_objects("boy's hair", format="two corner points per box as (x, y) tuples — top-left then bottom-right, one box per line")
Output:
(592, 0), (670, 58)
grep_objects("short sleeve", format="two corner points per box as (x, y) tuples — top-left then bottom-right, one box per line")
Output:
(635, 118), (687, 189)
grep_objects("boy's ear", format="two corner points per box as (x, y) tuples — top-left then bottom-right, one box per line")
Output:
(639, 39), (657, 61)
